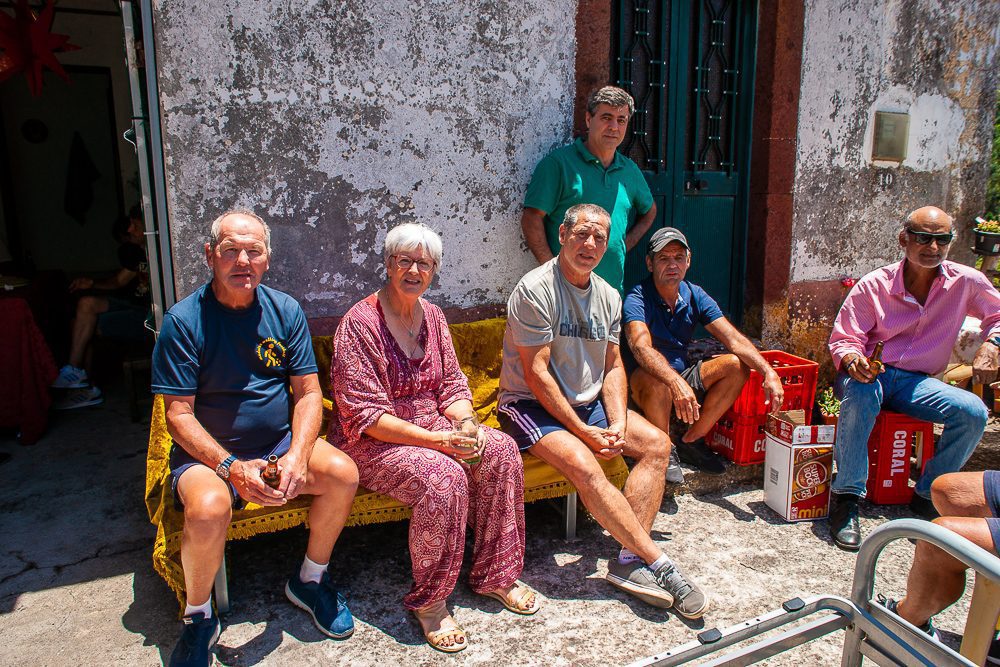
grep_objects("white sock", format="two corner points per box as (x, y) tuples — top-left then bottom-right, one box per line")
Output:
(618, 547), (641, 564)
(184, 598), (213, 619)
(299, 555), (328, 584)
(648, 553), (673, 572)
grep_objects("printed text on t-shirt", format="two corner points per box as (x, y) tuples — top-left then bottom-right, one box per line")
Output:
(559, 319), (606, 340)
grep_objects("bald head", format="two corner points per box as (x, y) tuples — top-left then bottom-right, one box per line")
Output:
(905, 206), (953, 231)
(899, 205), (954, 270)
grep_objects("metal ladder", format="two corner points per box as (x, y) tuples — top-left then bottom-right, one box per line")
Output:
(630, 518), (1000, 666)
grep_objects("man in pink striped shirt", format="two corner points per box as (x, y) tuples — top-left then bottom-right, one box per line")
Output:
(826, 205), (1000, 551)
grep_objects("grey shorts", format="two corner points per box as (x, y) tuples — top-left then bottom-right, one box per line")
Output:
(680, 360), (707, 404)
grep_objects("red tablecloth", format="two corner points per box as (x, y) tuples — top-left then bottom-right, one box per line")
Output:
(0, 296), (57, 443)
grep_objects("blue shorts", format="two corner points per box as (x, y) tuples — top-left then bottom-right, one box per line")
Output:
(497, 399), (608, 451)
(170, 432), (292, 511)
(984, 470), (1000, 552)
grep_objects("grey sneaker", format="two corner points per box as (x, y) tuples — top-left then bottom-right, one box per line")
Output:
(666, 446), (685, 484)
(651, 561), (710, 619)
(606, 559), (674, 608)
(877, 594), (940, 641)
(54, 386), (103, 410)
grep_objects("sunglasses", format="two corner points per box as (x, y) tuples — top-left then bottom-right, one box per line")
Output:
(905, 229), (954, 246)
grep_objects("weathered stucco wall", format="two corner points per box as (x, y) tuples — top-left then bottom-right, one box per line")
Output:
(764, 0), (1000, 369)
(152, 0), (576, 320)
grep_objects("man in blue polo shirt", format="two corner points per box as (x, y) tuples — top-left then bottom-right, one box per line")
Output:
(152, 210), (359, 666)
(623, 227), (784, 481)
(521, 86), (656, 294)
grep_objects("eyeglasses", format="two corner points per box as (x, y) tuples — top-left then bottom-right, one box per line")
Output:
(393, 255), (435, 273)
(905, 229), (954, 246)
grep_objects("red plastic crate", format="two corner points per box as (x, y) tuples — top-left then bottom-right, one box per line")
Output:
(730, 350), (819, 422)
(865, 411), (935, 505)
(707, 411), (767, 466)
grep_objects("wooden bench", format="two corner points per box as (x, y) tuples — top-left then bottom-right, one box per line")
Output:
(145, 316), (629, 612)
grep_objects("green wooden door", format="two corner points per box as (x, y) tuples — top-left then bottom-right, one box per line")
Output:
(615, 0), (757, 321)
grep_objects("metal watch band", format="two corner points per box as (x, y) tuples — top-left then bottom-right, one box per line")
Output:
(216, 454), (237, 479)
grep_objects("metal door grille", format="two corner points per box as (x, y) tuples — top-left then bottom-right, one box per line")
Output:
(614, 0), (671, 172)
(686, 0), (743, 175)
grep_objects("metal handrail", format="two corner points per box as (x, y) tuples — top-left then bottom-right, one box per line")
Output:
(852, 518), (1000, 604)
(631, 518), (999, 667)
(843, 518), (1000, 667)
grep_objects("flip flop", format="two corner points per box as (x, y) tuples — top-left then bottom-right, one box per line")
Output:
(481, 582), (541, 615)
(412, 604), (468, 653)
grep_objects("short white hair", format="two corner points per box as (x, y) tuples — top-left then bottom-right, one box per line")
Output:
(383, 223), (443, 275)
(209, 209), (272, 255)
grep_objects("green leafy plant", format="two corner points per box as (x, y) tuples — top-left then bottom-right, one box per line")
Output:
(817, 386), (840, 416)
(975, 219), (1000, 233)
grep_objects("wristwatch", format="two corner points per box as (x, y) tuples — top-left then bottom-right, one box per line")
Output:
(215, 454), (237, 480)
(989, 335), (1000, 348)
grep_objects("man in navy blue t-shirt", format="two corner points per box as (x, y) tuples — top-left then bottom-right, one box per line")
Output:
(623, 227), (784, 481)
(152, 211), (359, 666)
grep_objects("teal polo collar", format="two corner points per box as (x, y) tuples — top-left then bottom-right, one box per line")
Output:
(574, 137), (624, 171)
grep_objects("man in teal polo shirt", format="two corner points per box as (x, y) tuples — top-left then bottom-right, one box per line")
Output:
(521, 86), (656, 294)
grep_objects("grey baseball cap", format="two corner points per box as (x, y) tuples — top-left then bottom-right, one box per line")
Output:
(648, 227), (689, 254)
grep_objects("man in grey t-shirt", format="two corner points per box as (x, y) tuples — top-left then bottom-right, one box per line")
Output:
(498, 204), (709, 620)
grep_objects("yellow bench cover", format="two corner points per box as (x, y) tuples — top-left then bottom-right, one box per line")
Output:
(145, 316), (628, 608)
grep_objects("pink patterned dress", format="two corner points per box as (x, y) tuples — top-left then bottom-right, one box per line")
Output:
(330, 294), (525, 610)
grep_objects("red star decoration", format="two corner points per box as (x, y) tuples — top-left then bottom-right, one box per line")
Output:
(0, 0), (80, 96)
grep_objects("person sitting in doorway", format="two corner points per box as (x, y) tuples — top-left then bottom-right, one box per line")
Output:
(623, 227), (784, 482)
(52, 205), (151, 409)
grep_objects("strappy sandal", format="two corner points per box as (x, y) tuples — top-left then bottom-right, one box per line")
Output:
(481, 582), (541, 615)
(412, 602), (468, 653)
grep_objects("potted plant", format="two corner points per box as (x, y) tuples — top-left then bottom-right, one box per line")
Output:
(817, 387), (840, 425)
(973, 217), (1000, 256)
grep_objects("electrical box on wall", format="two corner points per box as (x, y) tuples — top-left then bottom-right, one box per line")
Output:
(872, 111), (909, 162)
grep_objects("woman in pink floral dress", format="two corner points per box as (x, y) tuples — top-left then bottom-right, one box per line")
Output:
(330, 223), (538, 653)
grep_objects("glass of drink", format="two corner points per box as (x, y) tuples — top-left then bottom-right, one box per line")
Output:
(450, 415), (482, 465)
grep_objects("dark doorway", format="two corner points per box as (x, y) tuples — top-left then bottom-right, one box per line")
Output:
(613, 0), (758, 321)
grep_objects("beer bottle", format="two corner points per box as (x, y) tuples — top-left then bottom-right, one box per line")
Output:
(868, 341), (885, 375)
(262, 454), (280, 488)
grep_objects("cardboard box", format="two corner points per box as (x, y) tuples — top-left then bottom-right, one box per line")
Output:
(764, 411), (835, 522)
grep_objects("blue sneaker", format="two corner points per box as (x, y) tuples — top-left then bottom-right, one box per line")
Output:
(169, 612), (220, 666)
(285, 571), (354, 639)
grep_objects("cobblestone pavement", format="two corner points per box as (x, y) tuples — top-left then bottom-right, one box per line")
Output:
(1, 385), (996, 666)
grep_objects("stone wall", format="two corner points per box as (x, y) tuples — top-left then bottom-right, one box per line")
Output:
(152, 0), (577, 325)
(764, 0), (1000, 372)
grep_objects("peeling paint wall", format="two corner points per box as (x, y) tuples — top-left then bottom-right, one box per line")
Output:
(765, 0), (999, 364)
(152, 0), (576, 317)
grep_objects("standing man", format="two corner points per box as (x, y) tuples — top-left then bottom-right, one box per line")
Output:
(624, 227), (784, 481)
(499, 203), (709, 619)
(827, 205), (1000, 551)
(521, 86), (656, 294)
(152, 210), (359, 666)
